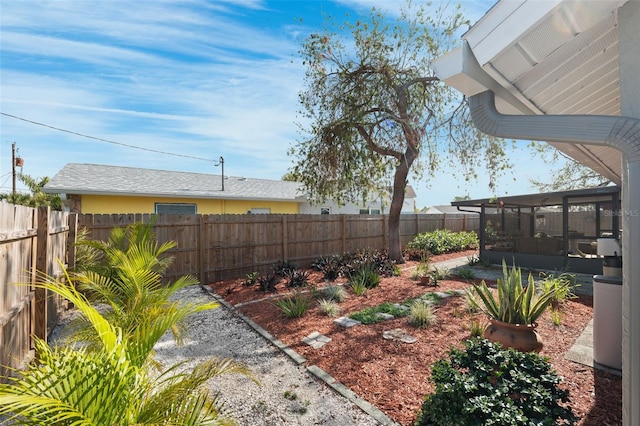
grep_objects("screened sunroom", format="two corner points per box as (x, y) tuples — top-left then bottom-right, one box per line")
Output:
(451, 186), (621, 274)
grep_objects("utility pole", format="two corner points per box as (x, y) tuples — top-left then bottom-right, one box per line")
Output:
(217, 156), (224, 191)
(11, 142), (24, 195)
(12, 142), (16, 195)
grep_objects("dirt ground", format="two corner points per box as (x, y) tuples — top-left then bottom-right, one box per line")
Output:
(209, 251), (622, 425)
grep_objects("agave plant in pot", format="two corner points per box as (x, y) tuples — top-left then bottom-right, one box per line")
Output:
(468, 259), (570, 352)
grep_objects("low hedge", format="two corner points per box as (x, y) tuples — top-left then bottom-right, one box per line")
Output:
(407, 229), (478, 255)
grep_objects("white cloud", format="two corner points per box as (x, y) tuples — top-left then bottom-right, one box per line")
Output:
(1, 0), (537, 205)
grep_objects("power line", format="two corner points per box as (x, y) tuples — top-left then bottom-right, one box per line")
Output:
(1, 112), (215, 162)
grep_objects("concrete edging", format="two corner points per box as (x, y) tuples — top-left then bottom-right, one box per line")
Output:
(202, 285), (398, 425)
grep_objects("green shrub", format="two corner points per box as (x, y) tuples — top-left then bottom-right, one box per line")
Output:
(407, 229), (478, 255)
(311, 254), (343, 281)
(0, 224), (256, 425)
(342, 248), (397, 278)
(242, 271), (260, 286)
(274, 292), (311, 318)
(415, 338), (578, 426)
(272, 260), (298, 277)
(538, 271), (579, 310)
(349, 264), (381, 289)
(258, 273), (280, 293)
(284, 269), (310, 288)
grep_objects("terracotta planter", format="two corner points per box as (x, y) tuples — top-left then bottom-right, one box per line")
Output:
(483, 319), (543, 353)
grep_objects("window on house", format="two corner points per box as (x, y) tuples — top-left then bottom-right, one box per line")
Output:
(155, 203), (197, 215)
(359, 208), (381, 215)
(249, 208), (271, 214)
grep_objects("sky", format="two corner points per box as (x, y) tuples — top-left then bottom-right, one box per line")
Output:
(1, 0), (556, 208)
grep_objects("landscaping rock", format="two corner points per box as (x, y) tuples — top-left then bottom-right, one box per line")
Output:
(382, 328), (417, 344)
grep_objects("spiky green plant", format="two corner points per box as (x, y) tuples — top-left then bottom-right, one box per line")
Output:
(0, 267), (257, 425)
(349, 279), (368, 296)
(408, 300), (438, 328)
(468, 260), (569, 325)
(274, 291), (311, 318)
(63, 222), (201, 350)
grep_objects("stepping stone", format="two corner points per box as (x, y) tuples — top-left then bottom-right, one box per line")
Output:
(391, 303), (410, 311)
(334, 316), (361, 328)
(382, 328), (417, 344)
(433, 292), (453, 299)
(302, 331), (332, 349)
(375, 312), (395, 321)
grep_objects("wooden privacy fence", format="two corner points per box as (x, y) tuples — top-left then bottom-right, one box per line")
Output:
(1, 204), (75, 382)
(79, 213), (479, 284)
(1, 208), (475, 379)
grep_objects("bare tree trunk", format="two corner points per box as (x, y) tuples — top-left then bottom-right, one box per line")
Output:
(388, 151), (415, 263)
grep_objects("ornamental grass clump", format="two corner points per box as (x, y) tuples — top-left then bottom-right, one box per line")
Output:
(317, 298), (341, 317)
(468, 259), (569, 325)
(408, 300), (437, 328)
(322, 285), (348, 302)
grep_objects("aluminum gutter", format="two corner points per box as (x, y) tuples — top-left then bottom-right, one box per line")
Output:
(469, 89), (640, 425)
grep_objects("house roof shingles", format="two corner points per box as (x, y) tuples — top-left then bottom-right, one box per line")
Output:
(43, 163), (306, 202)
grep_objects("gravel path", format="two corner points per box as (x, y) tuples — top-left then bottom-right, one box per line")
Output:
(153, 285), (383, 426)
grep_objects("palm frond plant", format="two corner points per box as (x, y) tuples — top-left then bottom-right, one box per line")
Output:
(63, 222), (203, 351)
(0, 268), (257, 425)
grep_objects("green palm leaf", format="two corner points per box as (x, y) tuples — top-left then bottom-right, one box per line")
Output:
(2, 222), (257, 425)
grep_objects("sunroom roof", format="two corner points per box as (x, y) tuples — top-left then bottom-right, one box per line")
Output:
(451, 185), (620, 209)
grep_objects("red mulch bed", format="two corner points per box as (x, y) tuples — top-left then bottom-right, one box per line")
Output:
(209, 250), (622, 425)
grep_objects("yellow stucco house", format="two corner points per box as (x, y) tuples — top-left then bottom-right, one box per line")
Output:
(43, 163), (416, 215)
(43, 163), (305, 215)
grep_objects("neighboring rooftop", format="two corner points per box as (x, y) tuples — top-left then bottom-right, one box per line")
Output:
(43, 163), (306, 202)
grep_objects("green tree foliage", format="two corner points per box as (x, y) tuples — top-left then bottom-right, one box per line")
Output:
(289, 1), (512, 262)
(529, 143), (610, 191)
(0, 174), (63, 210)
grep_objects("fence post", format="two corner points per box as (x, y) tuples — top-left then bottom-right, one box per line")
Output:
(463, 214), (467, 231)
(282, 216), (288, 260)
(441, 213), (446, 229)
(341, 215), (347, 253)
(382, 215), (387, 250)
(198, 214), (205, 284)
(66, 213), (78, 271)
(34, 206), (50, 344)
